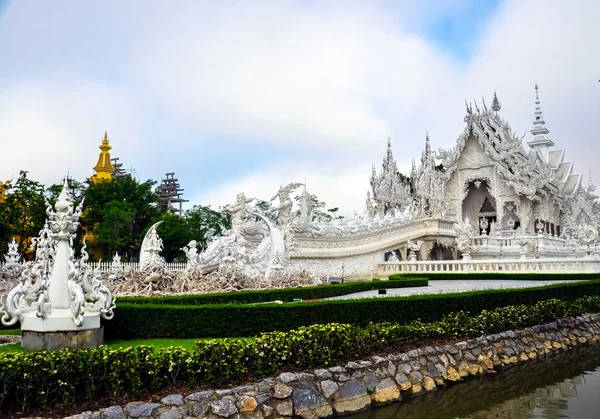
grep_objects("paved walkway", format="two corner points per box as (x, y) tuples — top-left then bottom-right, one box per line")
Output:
(326, 279), (583, 300)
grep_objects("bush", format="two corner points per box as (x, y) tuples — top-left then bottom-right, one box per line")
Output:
(4, 294), (600, 414)
(116, 278), (427, 306)
(387, 272), (600, 281)
(104, 279), (600, 339)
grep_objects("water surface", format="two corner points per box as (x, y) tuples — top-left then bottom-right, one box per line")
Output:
(349, 344), (600, 419)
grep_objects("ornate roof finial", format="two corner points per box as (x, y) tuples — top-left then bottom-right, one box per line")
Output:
(588, 169), (597, 193)
(531, 83), (550, 136)
(491, 91), (501, 113)
(92, 131), (116, 185)
(528, 83), (554, 158)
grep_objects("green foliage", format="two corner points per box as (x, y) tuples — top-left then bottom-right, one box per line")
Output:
(96, 201), (136, 256)
(105, 279), (600, 340)
(3, 295), (600, 414)
(0, 171), (47, 258)
(82, 176), (161, 260)
(149, 213), (193, 262)
(117, 278), (428, 306)
(387, 272), (600, 281)
(184, 204), (231, 250)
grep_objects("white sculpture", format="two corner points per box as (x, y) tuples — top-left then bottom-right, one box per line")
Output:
(108, 251), (124, 281)
(0, 179), (114, 349)
(1, 238), (24, 284)
(140, 221), (165, 269)
(181, 240), (199, 267)
(367, 137), (413, 217)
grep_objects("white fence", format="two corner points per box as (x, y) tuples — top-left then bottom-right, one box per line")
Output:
(377, 256), (600, 275)
(87, 262), (188, 272)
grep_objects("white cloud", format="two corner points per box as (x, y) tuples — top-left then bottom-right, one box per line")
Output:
(0, 0), (598, 214)
(0, 82), (144, 186)
(196, 161), (375, 217)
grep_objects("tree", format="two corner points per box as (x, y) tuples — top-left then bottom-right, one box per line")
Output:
(81, 176), (161, 260)
(327, 207), (344, 220)
(294, 193), (331, 222)
(154, 212), (193, 262)
(185, 205), (231, 250)
(95, 201), (135, 257)
(0, 171), (47, 258)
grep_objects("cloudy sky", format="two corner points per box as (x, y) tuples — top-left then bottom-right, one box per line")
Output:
(0, 0), (598, 215)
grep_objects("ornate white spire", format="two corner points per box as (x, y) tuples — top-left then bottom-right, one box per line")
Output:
(527, 83), (554, 162)
(491, 91), (501, 114)
(367, 138), (412, 216)
(588, 169), (597, 194)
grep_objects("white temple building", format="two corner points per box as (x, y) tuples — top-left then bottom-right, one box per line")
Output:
(61, 86), (600, 280)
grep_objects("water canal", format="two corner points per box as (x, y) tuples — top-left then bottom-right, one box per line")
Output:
(348, 344), (600, 419)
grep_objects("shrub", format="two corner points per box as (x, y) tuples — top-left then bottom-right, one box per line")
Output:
(104, 279), (600, 339)
(116, 278), (427, 306)
(3, 294), (600, 414)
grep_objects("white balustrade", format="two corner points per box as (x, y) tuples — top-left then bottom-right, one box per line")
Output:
(377, 256), (600, 275)
(87, 261), (188, 272)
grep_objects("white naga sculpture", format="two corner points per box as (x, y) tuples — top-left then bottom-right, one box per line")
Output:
(0, 179), (115, 349)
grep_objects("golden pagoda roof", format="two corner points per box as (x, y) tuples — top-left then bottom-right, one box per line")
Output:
(92, 131), (115, 184)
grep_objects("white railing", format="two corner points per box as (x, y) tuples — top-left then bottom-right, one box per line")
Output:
(377, 256), (600, 275)
(471, 234), (571, 251)
(88, 262), (188, 272)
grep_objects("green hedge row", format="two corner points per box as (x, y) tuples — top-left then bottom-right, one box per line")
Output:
(4, 295), (600, 414)
(104, 279), (600, 339)
(387, 272), (600, 281)
(116, 278), (427, 306)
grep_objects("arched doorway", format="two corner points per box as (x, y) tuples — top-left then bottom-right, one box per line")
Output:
(462, 179), (497, 235)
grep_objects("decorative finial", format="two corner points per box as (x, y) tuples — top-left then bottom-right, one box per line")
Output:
(491, 91), (501, 113)
(387, 137), (392, 148)
(535, 83), (539, 100)
(588, 170), (597, 193)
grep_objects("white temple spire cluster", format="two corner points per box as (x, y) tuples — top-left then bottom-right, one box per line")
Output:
(366, 137), (412, 217)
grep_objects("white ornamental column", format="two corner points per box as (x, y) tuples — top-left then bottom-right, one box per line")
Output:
(1, 178), (115, 350)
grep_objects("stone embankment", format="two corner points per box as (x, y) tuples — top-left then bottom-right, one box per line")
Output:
(65, 313), (600, 419)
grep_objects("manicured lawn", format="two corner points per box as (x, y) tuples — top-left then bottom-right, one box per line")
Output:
(0, 335), (246, 354)
(0, 329), (21, 336)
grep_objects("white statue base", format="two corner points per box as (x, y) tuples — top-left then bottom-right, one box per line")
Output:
(21, 310), (100, 332)
(21, 311), (103, 350)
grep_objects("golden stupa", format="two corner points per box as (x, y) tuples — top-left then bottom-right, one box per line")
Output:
(91, 131), (115, 185)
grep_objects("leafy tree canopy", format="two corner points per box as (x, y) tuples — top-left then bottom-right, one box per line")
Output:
(0, 171), (47, 258)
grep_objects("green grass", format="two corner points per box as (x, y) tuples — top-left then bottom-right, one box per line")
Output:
(0, 329), (20, 336)
(0, 336), (247, 354)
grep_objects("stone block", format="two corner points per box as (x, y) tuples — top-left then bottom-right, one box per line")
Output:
(292, 386), (332, 419)
(333, 379), (370, 414)
(21, 327), (104, 351)
(372, 378), (400, 404)
(124, 402), (161, 418)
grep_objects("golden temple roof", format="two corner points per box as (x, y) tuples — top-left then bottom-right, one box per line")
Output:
(91, 131), (115, 184)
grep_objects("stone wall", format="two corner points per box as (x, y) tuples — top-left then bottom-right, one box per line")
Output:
(65, 313), (600, 419)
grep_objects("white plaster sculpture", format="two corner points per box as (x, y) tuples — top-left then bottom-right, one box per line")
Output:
(108, 251), (124, 281)
(140, 221), (165, 270)
(181, 240), (198, 268)
(0, 179), (115, 348)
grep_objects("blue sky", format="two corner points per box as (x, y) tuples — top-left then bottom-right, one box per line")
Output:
(0, 0), (597, 214)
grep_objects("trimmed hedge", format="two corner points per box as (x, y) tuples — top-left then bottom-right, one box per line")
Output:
(116, 278), (427, 306)
(104, 279), (600, 339)
(4, 295), (600, 414)
(388, 272), (600, 281)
